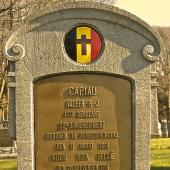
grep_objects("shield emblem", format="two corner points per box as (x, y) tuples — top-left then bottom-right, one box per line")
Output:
(65, 25), (103, 64)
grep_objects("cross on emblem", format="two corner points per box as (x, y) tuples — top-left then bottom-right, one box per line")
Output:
(76, 35), (91, 55)
(64, 25), (103, 64)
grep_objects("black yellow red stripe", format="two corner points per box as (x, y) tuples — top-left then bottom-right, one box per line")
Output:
(65, 26), (102, 64)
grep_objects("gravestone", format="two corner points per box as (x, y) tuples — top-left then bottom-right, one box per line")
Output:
(5, 0), (165, 170)
(151, 72), (160, 137)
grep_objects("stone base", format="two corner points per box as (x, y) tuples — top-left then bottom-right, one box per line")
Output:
(0, 129), (13, 147)
(151, 134), (161, 139)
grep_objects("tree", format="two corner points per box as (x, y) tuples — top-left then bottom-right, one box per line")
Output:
(0, 0), (34, 120)
(155, 27), (170, 121)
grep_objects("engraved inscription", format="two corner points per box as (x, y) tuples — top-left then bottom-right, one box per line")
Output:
(56, 144), (65, 151)
(77, 143), (94, 150)
(95, 152), (114, 161)
(65, 100), (85, 108)
(68, 86), (97, 96)
(68, 132), (119, 140)
(98, 143), (110, 150)
(74, 153), (89, 161)
(57, 121), (104, 130)
(34, 74), (132, 170)
(63, 111), (100, 119)
(50, 154), (67, 162)
(65, 100), (101, 109)
(46, 133), (66, 140)
(68, 143), (74, 151)
(56, 164), (109, 170)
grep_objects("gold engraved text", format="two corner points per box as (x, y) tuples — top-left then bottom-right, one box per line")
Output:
(56, 143), (65, 151)
(63, 111), (100, 119)
(98, 143), (110, 150)
(74, 153), (88, 161)
(65, 100), (84, 108)
(68, 132), (119, 140)
(56, 164), (109, 170)
(46, 133), (66, 140)
(50, 154), (67, 162)
(68, 143), (74, 151)
(95, 152), (114, 161)
(57, 121), (104, 130)
(68, 86), (96, 96)
(77, 143), (93, 150)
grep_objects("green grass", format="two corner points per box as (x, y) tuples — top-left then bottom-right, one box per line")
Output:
(0, 159), (17, 170)
(151, 138), (170, 169)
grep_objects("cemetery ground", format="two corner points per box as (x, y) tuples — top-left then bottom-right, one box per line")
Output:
(0, 159), (16, 170)
(0, 139), (169, 170)
(151, 138), (170, 170)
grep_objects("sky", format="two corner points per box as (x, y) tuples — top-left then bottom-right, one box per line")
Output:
(116, 0), (170, 26)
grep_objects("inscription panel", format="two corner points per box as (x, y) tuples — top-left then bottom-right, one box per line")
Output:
(34, 74), (132, 170)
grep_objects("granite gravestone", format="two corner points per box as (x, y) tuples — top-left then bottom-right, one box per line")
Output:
(5, 0), (165, 170)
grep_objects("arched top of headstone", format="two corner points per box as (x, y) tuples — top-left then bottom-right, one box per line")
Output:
(5, 0), (164, 63)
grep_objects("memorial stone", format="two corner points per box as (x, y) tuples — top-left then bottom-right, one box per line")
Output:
(5, 0), (165, 170)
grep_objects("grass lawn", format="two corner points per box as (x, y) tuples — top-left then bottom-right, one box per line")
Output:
(0, 159), (17, 170)
(151, 138), (170, 170)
